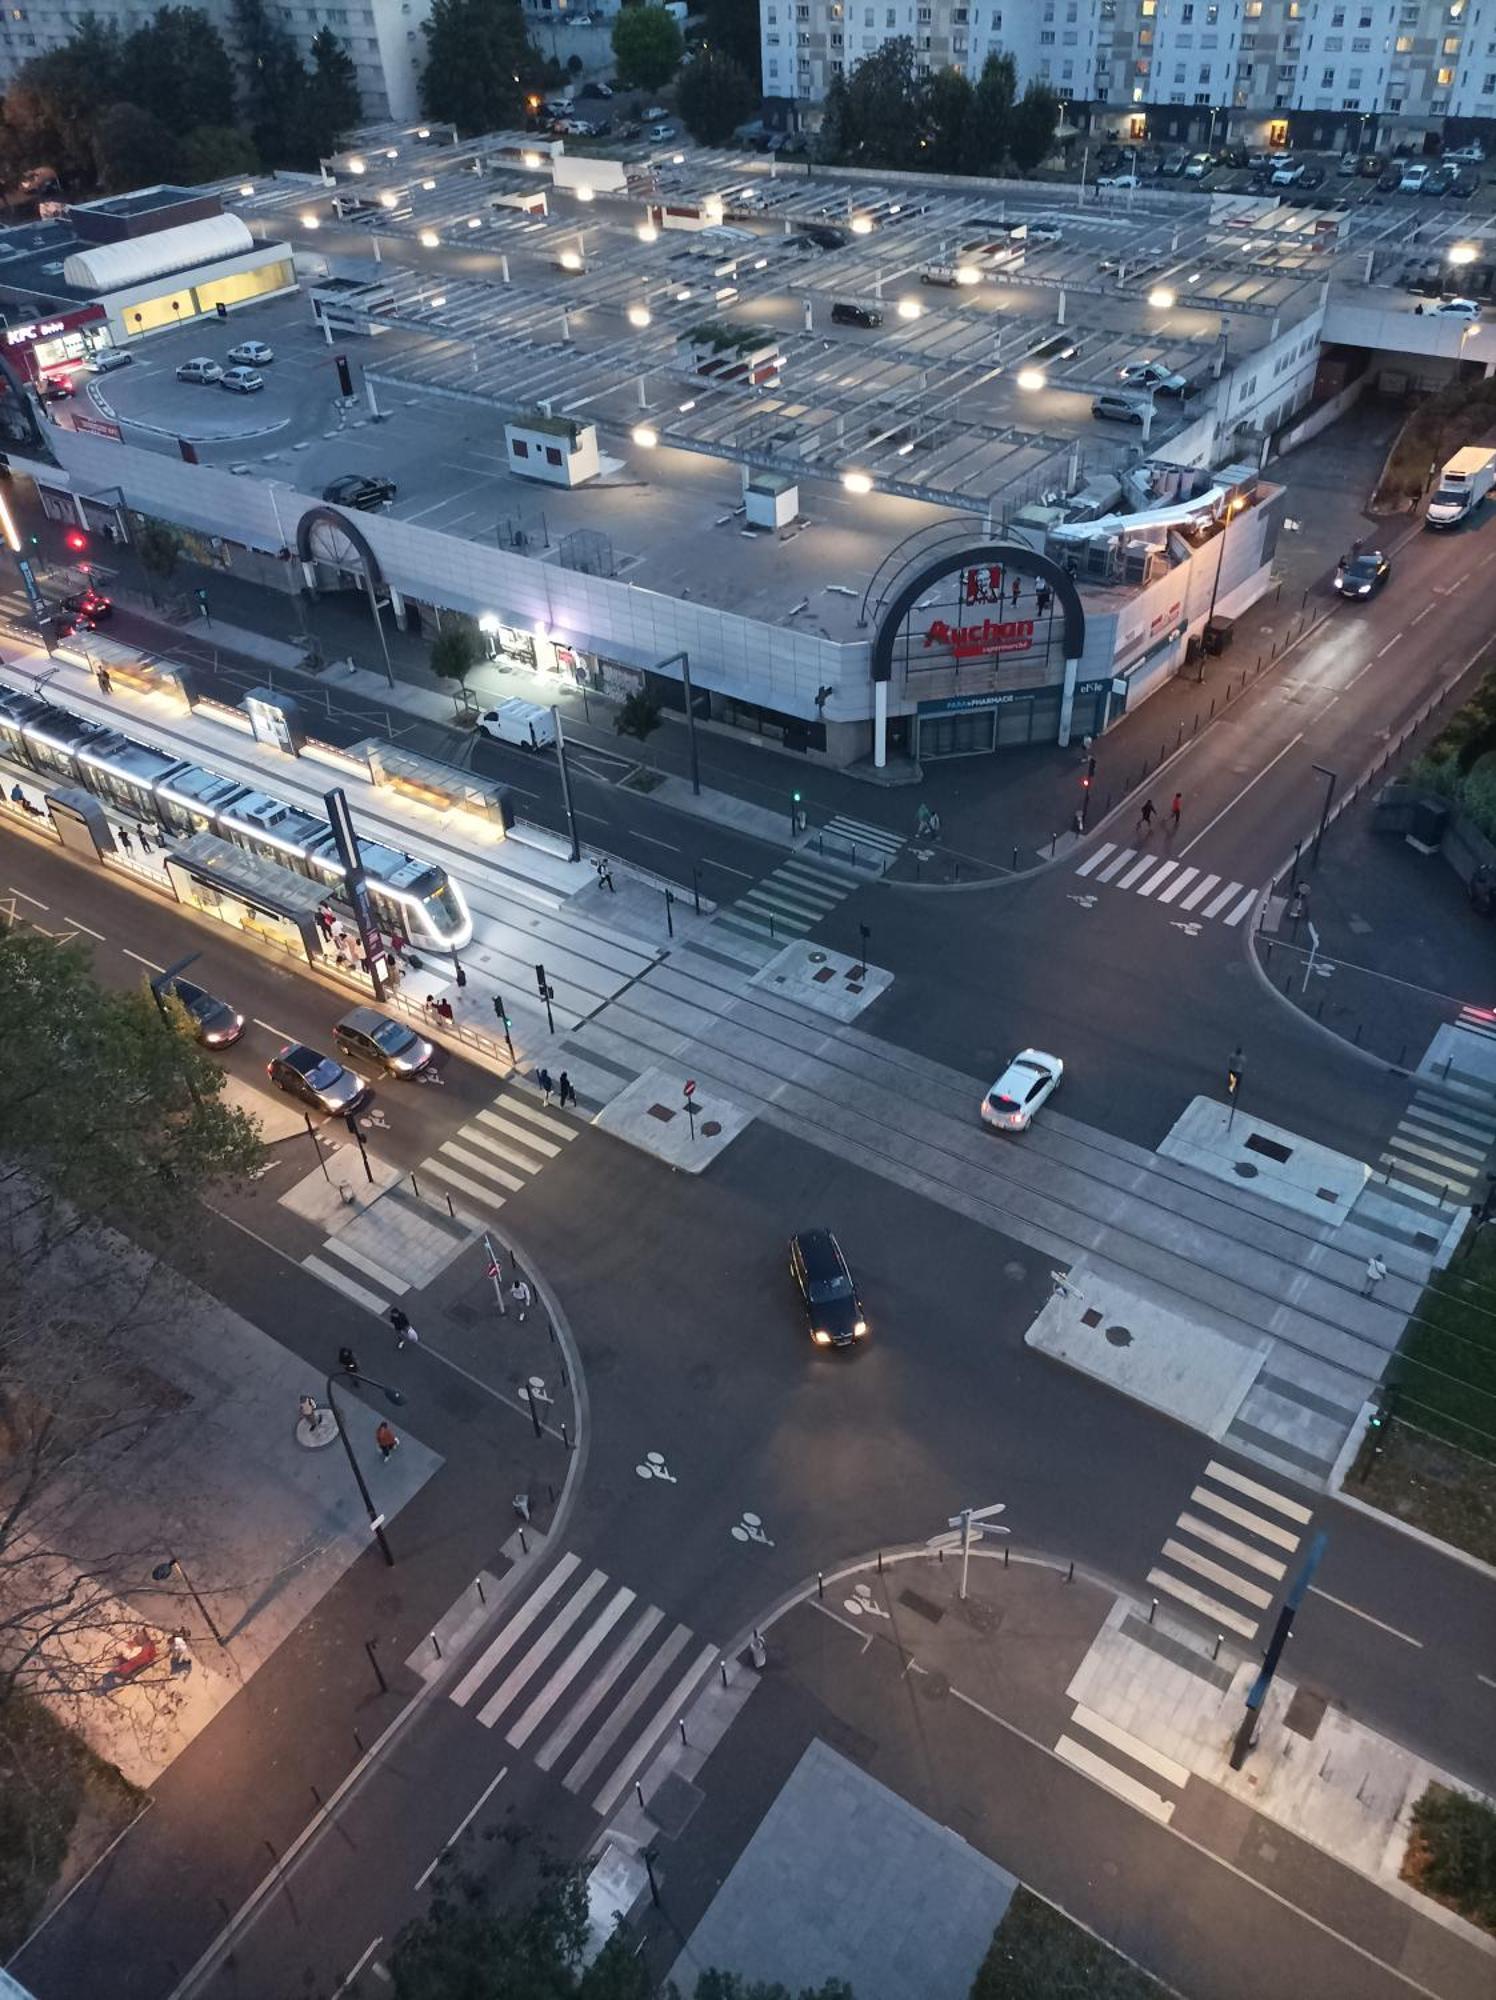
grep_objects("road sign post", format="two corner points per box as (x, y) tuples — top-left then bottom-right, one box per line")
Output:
(948, 1502), (1007, 1601)
(684, 1077), (698, 1142)
(535, 963), (555, 1036)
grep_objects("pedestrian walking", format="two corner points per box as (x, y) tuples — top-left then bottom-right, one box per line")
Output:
(137, 823), (153, 852)
(338, 1345), (360, 1375)
(169, 1631), (192, 1675)
(117, 825), (133, 855)
(436, 997), (454, 1024)
(1364, 1255), (1388, 1298)
(96, 665), (113, 695)
(388, 1305), (419, 1350)
(536, 1066), (554, 1103)
(1009, 573), (1022, 605)
(1138, 798), (1156, 833)
(928, 809), (941, 839)
(509, 1276), (533, 1322)
(558, 1071), (576, 1108)
(1170, 792), (1182, 828)
(375, 1420), (399, 1461)
(915, 801), (933, 838)
(1035, 582), (1053, 617)
(596, 860), (615, 894)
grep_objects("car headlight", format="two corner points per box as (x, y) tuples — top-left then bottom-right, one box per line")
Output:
(1358, 584), (1371, 595)
(812, 1330), (831, 1346)
(854, 1320), (867, 1337)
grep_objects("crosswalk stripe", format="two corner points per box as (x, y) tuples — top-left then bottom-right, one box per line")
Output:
(1174, 1512), (1288, 1580)
(747, 883), (839, 921)
(1135, 860), (1178, 898)
(779, 856), (855, 889)
(474, 1109), (560, 1159)
(1180, 873), (1220, 910)
(464, 1125), (551, 1175)
(1147, 1567), (1260, 1638)
(1203, 880), (1244, 919)
(1097, 848), (1137, 883)
(1408, 1098), (1496, 1143)
(1055, 1735), (1176, 1823)
(1117, 855), (1158, 889)
(1375, 1160), (1445, 1207)
(476, 1570), (609, 1729)
(591, 1639), (719, 1817)
(1070, 1705), (1191, 1787)
(1203, 1461), (1313, 1522)
(505, 1585), (637, 1748)
(534, 1606), (664, 1772)
(496, 1097), (577, 1140)
(1223, 889), (1258, 927)
(1155, 866), (1199, 904)
(822, 814), (903, 855)
(736, 899), (813, 933)
(321, 1237), (410, 1292)
(1158, 1538), (1274, 1609)
(418, 1158), (506, 1213)
(1388, 1134), (1483, 1174)
(1386, 1154), (1474, 1194)
(450, 1554), (582, 1708)
(1074, 842), (1116, 878)
(441, 1140), (526, 1193)
(561, 1624), (692, 1797)
(762, 869), (847, 908)
(1189, 1487), (1301, 1550)
(301, 1255), (392, 1312)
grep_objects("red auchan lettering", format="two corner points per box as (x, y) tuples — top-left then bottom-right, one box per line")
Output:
(923, 616), (1035, 661)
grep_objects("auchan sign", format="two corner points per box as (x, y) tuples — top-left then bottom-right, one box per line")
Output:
(923, 615), (1035, 661)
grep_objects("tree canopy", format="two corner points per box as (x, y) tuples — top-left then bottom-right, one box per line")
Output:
(701, 0), (762, 87)
(430, 618), (482, 687)
(420, 0), (542, 134)
(677, 50), (757, 148)
(817, 39), (924, 170)
(1008, 82), (1060, 176)
(304, 27), (363, 153)
(611, 6), (685, 92)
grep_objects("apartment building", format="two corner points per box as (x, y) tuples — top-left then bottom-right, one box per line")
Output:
(0, 0), (429, 122)
(765, 0), (1496, 149)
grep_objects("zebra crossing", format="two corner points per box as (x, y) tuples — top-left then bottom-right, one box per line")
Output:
(1074, 842), (1260, 927)
(1377, 1064), (1496, 1217)
(448, 1551), (721, 1817)
(1145, 1458), (1312, 1643)
(710, 817), (903, 966)
(1055, 1703), (1192, 1827)
(414, 1090), (579, 1222)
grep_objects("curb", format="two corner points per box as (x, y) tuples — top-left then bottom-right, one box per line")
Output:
(1328, 1400), (1496, 1586)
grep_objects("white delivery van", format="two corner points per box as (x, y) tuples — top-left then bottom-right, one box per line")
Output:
(477, 699), (557, 750)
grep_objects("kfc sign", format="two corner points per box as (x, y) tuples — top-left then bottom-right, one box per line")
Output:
(962, 564), (1007, 606)
(924, 616), (1035, 661)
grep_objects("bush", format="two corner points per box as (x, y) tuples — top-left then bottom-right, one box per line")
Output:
(1407, 664), (1496, 839)
(1407, 1784), (1496, 1932)
(971, 1888), (1170, 1999)
(615, 688), (663, 742)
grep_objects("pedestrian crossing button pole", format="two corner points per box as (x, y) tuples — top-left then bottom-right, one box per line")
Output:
(492, 991), (515, 1064)
(1226, 1047), (1244, 1131)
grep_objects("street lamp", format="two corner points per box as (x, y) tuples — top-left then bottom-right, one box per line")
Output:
(323, 1370), (406, 1567)
(1311, 763), (1338, 868)
(151, 1552), (227, 1648)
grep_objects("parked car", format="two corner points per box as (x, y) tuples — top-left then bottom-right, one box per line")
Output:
(1092, 391), (1148, 424)
(1217, 146), (1251, 169)
(1338, 152), (1360, 176)
(980, 1049), (1064, 1133)
(35, 373), (72, 401)
(322, 472), (397, 509)
(1297, 164), (1326, 190)
(1423, 166), (1459, 196)
(577, 80), (614, 99)
(1183, 153), (1213, 179)
(1419, 296), (1482, 318)
(1160, 148), (1190, 177)
(831, 300), (883, 328)
(333, 1007), (434, 1079)
(1020, 220), (1064, 243)
(90, 346), (133, 373)
(1445, 141), (1486, 164)
(220, 366), (264, 394)
(1400, 163), (1432, 192)
(226, 339), (274, 366)
(176, 357), (224, 384)
(1248, 151), (1277, 170)
(795, 223), (849, 248)
(646, 122), (676, 143)
(1120, 360), (1187, 395)
(266, 1042), (369, 1116)
(1096, 172), (1140, 189)
(1095, 147), (1122, 174)
(1448, 170), (1481, 199)
(1271, 159), (1305, 186)
(788, 1229), (867, 1350)
(1358, 154), (1386, 177)
(163, 976), (244, 1047)
(1333, 548), (1391, 598)
(1376, 166), (1404, 192)
(643, 105), (669, 120)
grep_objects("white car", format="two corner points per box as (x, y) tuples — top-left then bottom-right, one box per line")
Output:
(227, 339), (274, 366)
(90, 346), (133, 373)
(176, 357), (223, 384)
(1183, 153), (1213, 179)
(1445, 142), (1485, 165)
(1423, 296), (1481, 318)
(1120, 360), (1188, 396)
(1096, 172), (1140, 189)
(1271, 159), (1305, 186)
(1010, 220), (1063, 243)
(220, 366), (264, 393)
(980, 1049), (1064, 1133)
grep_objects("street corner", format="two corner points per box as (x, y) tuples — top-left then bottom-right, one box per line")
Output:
(1025, 1267), (1268, 1441)
(749, 938), (893, 1019)
(593, 1066), (753, 1172)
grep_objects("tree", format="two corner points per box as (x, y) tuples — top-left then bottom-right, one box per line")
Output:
(611, 5), (684, 92)
(1008, 80), (1059, 176)
(129, 515), (182, 588)
(304, 27), (362, 151)
(815, 39), (922, 169)
(178, 123), (259, 184)
(420, 0), (540, 134)
(4, 21), (124, 190)
(429, 618), (481, 687)
(615, 689), (663, 742)
(921, 67), (972, 175)
(687, 1980), (854, 2000)
(702, 0), (761, 88)
(92, 103), (178, 193)
(677, 50), (756, 147)
(958, 51), (1015, 177)
(232, 0), (310, 168)
(119, 6), (236, 132)
(391, 1866), (650, 1999)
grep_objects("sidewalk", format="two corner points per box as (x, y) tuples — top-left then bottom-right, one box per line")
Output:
(639, 1550), (1494, 2000)
(13, 408), (1407, 878)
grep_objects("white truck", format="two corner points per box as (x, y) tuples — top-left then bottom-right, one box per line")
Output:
(1425, 445), (1496, 529)
(476, 698), (557, 750)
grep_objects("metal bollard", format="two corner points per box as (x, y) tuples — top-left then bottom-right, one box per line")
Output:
(1066, 1560), (1074, 1583)
(1149, 1597), (1157, 1624)
(817, 1571), (824, 1599)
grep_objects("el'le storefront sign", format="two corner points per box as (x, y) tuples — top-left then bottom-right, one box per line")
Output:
(920, 563), (1036, 662)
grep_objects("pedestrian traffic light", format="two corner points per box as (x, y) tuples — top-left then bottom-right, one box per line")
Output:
(1227, 1059), (1243, 1096)
(1081, 755), (1095, 792)
(493, 995), (510, 1029)
(335, 352), (354, 399)
(194, 586), (209, 615)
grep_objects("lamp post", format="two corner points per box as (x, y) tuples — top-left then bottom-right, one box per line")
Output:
(1311, 763), (1337, 868)
(151, 1552), (227, 1648)
(324, 1370), (406, 1567)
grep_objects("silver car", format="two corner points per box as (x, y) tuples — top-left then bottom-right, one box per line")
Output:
(220, 366), (264, 394)
(177, 357), (224, 385)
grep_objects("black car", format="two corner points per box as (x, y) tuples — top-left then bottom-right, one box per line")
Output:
(267, 1042), (369, 1115)
(334, 1006), (434, 1078)
(789, 1229), (867, 1350)
(322, 472), (397, 511)
(1376, 167), (1404, 192)
(795, 223), (849, 250)
(1095, 147), (1122, 174)
(163, 976), (245, 1047)
(1218, 146), (1251, 169)
(1333, 548), (1391, 598)
(831, 300), (883, 328)
(1298, 165), (1326, 190)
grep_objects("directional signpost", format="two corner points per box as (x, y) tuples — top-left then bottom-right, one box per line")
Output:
(948, 1501), (1009, 1601)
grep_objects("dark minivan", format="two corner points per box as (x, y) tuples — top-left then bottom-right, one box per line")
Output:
(334, 1006), (435, 1078)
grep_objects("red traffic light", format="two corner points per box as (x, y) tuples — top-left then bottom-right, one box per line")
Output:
(64, 529), (88, 552)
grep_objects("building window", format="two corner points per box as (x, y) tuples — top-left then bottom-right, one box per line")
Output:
(1437, 65), (1454, 83)
(513, 439), (529, 458)
(1321, 65), (1334, 83)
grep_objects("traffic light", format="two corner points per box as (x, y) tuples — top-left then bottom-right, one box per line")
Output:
(534, 962), (549, 999)
(335, 352), (354, 399)
(493, 994), (510, 1029)
(1227, 1053), (1243, 1096)
(64, 528), (87, 553)
(195, 586), (209, 615)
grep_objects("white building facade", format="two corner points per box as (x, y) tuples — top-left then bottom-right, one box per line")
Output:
(765, 0), (1496, 148)
(0, 0), (427, 123)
